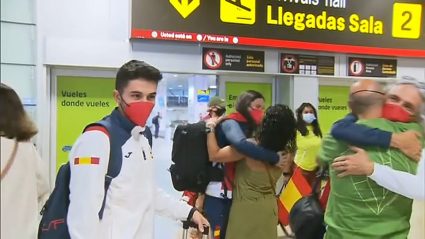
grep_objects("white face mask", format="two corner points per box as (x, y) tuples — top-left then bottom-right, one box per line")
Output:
(302, 113), (316, 124)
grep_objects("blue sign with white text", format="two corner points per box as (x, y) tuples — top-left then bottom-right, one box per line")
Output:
(197, 95), (210, 103)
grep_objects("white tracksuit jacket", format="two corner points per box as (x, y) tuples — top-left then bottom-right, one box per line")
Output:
(67, 111), (192, 239)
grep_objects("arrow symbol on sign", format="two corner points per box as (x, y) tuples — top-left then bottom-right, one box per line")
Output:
(169, 0), (200, 18)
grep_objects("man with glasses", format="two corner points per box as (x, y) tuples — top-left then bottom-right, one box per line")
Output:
(317, 79), (424, 238)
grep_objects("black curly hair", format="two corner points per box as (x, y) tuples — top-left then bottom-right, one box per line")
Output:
(255, 104), (297, 153)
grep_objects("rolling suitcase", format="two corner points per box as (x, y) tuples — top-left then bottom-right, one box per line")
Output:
(182, 221), (209, 239)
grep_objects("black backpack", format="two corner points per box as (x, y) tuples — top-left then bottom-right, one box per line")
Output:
(288, 170), (327, 239)
(169, 121), (223, 193)
(152, 116), (159, 125)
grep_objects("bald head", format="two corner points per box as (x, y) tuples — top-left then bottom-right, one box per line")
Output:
(349, 80), (386, 117)
(350, 79), (384, 95)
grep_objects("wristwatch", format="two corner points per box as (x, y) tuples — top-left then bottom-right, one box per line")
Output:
(206, 127), (215, 133)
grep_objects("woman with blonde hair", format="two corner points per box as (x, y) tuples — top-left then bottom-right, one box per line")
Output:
(0, 83), (50, 239)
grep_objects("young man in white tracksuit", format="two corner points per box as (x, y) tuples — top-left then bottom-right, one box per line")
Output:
(67, 60), (208, 239)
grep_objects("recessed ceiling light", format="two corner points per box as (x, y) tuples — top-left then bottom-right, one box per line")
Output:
(168, 87), (173, 89)
(173, 74), (178, 77)
(209, 85), (217, 89)
(178, 85), (182, 87)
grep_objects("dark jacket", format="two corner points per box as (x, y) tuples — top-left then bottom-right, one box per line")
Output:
(331, 113), (391, 147)
(216, 119), (279, 164)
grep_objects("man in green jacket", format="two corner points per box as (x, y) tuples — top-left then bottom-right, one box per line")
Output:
(318, 79), (424, 239)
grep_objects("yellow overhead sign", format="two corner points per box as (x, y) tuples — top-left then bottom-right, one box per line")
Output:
(137, 0), (425, 57)
(220, 0), (256, 25)
(198, 90), (210, 95)
(168, 0), (423, 40)
(392, 3), (422, 39)
(169, 0), (200, 18)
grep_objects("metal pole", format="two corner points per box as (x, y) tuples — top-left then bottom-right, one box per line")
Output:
(182, 230), (188, 239)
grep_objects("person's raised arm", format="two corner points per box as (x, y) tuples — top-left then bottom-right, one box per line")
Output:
(206, 123), (244, 163)
(331, 113), (392, 148)
(333, 147), (425, 200)
(331, 114), (421, 161)
(369, 159), (425, 200)
(68, 128), (109, 239)
(220, 120), (279, 164)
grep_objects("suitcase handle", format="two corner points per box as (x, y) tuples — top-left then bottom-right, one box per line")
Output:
(182, 221), (209, 235)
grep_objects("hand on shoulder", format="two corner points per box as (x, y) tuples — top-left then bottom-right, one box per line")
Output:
(205, 115), (226, 128)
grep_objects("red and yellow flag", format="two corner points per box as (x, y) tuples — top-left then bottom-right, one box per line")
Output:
(74, 157), (100, 165)
(214, 226), (220, 239)
(277, 167), (311, 226)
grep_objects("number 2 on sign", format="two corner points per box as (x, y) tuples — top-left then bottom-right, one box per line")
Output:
(392, 3), (422, 39)
(400, 11), (412, 30)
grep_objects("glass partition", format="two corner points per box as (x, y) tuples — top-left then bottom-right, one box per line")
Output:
(147, 73), (217, 141)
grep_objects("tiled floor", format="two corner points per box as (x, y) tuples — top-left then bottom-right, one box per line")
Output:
(152, 138), (424, 239)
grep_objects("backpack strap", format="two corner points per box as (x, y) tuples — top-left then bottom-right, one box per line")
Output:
(83, 117), (122, 219)
(221, 167), (234, 200)
(311, 168), (328, 196)
(143, 126), (153, 148)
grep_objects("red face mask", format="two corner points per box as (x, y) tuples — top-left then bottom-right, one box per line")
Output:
(250, 109), (264, 124)
(382, 103), (411, 123)
(123, 101), (155, 127)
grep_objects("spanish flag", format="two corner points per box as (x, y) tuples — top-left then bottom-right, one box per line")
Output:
(74, 157), (100, 165)
(277, 167), (311, 226)
(214, 226), (220, 239)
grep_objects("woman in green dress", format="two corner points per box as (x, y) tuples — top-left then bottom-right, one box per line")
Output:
(205, 104), (297, 239)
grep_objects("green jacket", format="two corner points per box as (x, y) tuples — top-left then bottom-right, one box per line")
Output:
(318, 118), (421, 239)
